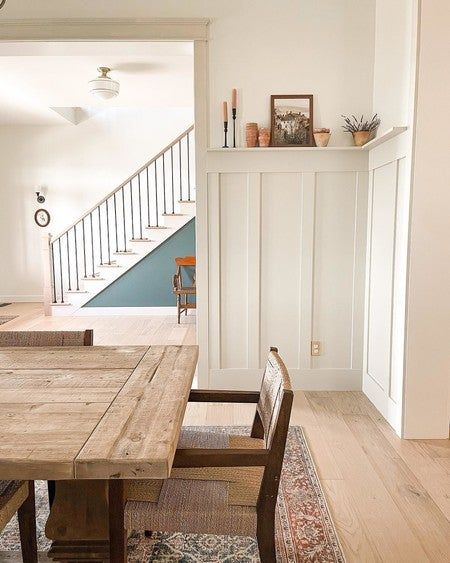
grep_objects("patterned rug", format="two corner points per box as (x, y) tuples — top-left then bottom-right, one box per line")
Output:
(0, 427), (345, 562)
(0, 316), (17, 326)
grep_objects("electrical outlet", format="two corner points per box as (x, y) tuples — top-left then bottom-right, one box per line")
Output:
(311, 341), (321, 356)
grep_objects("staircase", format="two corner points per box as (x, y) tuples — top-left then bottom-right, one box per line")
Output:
(43, 126), (195, 315)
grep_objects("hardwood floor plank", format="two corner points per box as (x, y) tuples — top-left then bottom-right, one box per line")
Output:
(344, 413), (450, 562)
(321, 479), (381, 562)
(306, 395), (430, 562)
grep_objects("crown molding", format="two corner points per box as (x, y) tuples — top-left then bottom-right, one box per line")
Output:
(0, 17), (210, 41)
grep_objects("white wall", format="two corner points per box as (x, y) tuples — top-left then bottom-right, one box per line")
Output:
(402, 0), (450, 438)
(0, 108), (193, 300)
(1, 0), (376, 147)
(206, 150), (368, 390)
(372, 0), (413, 130)
(362, 1), (418, 434)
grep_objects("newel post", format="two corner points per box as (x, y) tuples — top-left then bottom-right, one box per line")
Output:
(41, 233), (54, 316)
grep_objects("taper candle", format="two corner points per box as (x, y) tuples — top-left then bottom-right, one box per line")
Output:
(223, 101), (228, 121)
(232, 88), (237, 109)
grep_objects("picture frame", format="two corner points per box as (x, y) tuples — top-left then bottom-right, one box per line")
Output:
(271, 94), (314, 147)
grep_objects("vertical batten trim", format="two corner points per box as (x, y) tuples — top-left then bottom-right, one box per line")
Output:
(349, 172), (359, 369)
(298, 172), (316, 370)
(207, 173), (221, 371)
(388, 159), (401, 402)
(364, 169), (375, 381)
(193, 40), (209, 387)
(247, 173), (262, 369)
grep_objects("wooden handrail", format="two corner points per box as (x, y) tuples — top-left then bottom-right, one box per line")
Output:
(50, 124), (194, 243)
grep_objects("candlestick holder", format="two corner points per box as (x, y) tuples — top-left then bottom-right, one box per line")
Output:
(232, 108), (237, 148)
(223, 121), (229, 148)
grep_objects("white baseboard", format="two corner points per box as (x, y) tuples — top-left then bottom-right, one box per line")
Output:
(73, 306), (187, 316)
(209, 368), (362, 391)
(362, 373), (402, 436)
(0, 295), (43, 302)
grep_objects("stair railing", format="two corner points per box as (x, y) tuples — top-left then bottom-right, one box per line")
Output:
(44, 125), (194, 307)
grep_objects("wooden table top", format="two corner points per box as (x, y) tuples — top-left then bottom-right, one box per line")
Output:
(0, 345), (198, 481)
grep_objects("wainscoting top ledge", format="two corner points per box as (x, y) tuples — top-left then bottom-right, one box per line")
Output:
(208, 127), (408, 153)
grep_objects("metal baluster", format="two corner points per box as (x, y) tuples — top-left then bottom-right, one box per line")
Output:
(58, 238), (64, 303)
(146, 167), (150, 227)
(187, 131), (191, 201)
(154, 160), (159, 227)
(179, 140), (183, 202)
(98, 206), (103, 265)
(122, 187), (127, 252)
(73, 225), (79, 291)
(82, 218), (87, 279)
(170, 145), (175, 214)
(162, 152), (167, 214)
(50, 241), (57, 303)
(66, 232), (72, 291)
(113, 193), (119, 253)
(106, 199), (111, 265)
(90, 212), (95, 277)
(130, 180), (135, 240)
(137, 172), (143, 239)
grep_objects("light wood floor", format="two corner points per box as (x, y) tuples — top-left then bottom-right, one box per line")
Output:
(0, 303), (449, 563)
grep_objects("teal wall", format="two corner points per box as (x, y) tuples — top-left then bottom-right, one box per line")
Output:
(84, 219), (195, 307)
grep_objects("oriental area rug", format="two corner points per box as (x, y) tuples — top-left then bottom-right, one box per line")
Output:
(0, 427), (345, 562)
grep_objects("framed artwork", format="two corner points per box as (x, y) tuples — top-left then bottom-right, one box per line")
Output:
(271, 94), (314, 147)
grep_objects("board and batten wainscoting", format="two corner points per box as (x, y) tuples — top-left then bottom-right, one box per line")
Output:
(203, 148), (369, 391)
(363, 130), (413, 434)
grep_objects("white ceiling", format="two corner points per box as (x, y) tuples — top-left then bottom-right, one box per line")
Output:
(0, 42), (194, 125)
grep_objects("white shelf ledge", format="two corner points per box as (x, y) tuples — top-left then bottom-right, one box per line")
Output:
(208, 126), (407, 153)
(361, 126), (407, 150)
(208, 146), (359, 152)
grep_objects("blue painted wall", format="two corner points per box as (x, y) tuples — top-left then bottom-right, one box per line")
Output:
(84, 219), (195, 307)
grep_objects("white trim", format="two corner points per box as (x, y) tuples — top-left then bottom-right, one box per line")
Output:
(0, 18), (210, 41)
(73, 306), (184, 316)
(0, 295), (43, 302)
(210, 368), (362, 392)
(193, 39), (209, 388)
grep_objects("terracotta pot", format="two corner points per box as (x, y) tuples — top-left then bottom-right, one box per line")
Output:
(258, 127), (271, 147)
(352, 131), (371, 146)
(313, 132), (331, 147)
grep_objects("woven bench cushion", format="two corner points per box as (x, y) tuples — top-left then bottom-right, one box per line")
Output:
(0, 480), (27, 532)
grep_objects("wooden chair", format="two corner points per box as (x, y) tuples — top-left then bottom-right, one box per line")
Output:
(0, 330), (93, 347)
(0, 330), (93, 508)
(172, 256), (196, 323)
(109, 347), (293, 563)
(0, 480), (37, 562)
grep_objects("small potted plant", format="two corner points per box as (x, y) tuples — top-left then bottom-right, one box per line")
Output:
(341, 114), (381, 146)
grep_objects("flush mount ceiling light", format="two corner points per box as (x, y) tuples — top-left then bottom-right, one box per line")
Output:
(88, 67), (120, 100)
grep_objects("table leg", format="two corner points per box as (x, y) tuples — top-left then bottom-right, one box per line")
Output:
(45, 480), (110, 562)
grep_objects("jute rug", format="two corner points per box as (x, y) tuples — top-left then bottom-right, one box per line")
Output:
(0, 427), (345, 562)
(0, 316), (17, 326)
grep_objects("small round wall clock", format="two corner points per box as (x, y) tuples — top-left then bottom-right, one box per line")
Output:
(34, 208), (51, 228)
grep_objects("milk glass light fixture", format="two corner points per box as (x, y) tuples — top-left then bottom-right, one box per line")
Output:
(88, 67), (120, 100)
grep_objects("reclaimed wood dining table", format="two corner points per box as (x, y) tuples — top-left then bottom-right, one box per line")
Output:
(0, 344), (198, 561)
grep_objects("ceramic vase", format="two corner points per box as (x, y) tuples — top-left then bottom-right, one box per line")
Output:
(246, 122), (258, 147)
(258, 127), (271, 147)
